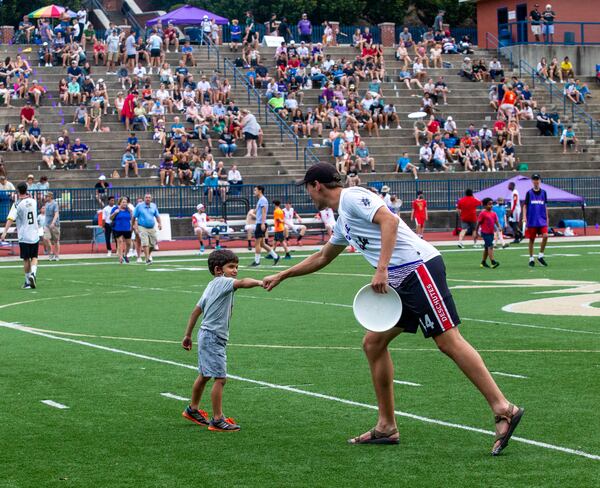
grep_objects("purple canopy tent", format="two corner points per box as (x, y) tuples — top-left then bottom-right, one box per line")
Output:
(474, 175), (587, 233)
(474, 176), (584, 204)
(146, 5), (229, 26)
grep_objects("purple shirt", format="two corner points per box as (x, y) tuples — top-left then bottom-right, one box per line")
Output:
(525, 188), (548, 227)
(297, 20), (312, 35)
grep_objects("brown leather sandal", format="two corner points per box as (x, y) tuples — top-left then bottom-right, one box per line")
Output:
(491, 403), (525, 456)
(348, 427), (400, 445)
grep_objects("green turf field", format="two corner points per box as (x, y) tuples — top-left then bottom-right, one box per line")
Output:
(1, 242), (599, 487)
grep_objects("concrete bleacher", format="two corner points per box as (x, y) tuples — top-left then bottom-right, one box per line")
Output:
(1, 43), (599, 191)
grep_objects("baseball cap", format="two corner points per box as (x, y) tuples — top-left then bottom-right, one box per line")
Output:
(98, 175), (106, 181)
(296, 163), (342, 186)
(381, 185), (390, 193)
(27, 174), (34, 179)
(196, 203), (205, 210)
(531, 173), (541, 180)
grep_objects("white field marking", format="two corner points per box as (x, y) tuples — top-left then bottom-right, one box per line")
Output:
(438, 243), (600, 254)
(464, 317), (600, 336)
(519, 254), (581, 257)
(393, 380), (422, 387)
(244, 383), (315, 390)
(2, 322), (599, 462)
(41, 400), (69, 409)
(491, 371), (528, 379)
(0, 293), (93, 310)
(5, 326), (600, 353)
(160, 392), (189, 401)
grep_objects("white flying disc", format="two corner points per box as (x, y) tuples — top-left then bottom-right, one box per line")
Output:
(408, 111), (427, 119)
(353, 284), (402, 332)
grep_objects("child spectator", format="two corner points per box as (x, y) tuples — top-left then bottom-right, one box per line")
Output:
(181, 249), (263, 431)
(410, 190), (428, 238)
(492, 197), (509, 248)
(475, 198), (500, 268)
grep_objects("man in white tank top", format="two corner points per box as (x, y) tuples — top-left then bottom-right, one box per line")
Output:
(263, 164), (523, 455)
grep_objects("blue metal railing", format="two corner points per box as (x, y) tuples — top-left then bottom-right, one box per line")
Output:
(485, 32), (513, 70)
(222, 57), (301, 160)
(2, 177), (595, 222)
(499, 21), (600, 46)
(519, 59), (599, 138)
(304, 145), (320, 169)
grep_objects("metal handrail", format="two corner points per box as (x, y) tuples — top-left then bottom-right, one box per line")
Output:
(519, 59), (599, 139)
(485, 32), (513, 69)
(499, 21), (600, 46)
(303, 145), (320, 169)
(222, 57), (301, 160)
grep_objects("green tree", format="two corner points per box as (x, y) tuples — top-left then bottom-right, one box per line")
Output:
(0, 0), (82, 28)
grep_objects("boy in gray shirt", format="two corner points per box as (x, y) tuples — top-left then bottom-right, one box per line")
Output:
(182, 249), (263, 431)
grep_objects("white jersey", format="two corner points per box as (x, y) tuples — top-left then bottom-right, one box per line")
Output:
(319, 208), (336, 227)
(509, 189), (521, 221)
(192, 212), (208, 228)
(283, 207), (296, 224)
(7, 197), (39, 244)
(102, 204), (113, 225)
(330, 187), (439, 268)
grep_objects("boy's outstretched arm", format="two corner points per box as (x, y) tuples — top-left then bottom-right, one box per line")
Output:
(182, 305), (202, 351)
(234, 278), (264, 289)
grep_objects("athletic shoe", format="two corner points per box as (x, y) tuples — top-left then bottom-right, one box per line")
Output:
(29, 273), (36, 289)
(273, 255), (280, 266)
(200, 245), (205, 253)
(491, 261), (500, 268)
(22, 282), (32, 289)
(265, 254), (273, 259)
(247, 246), (252, 251)
(502, 243), (510, 249)
(480, 262), (491, 268)
(107, 251), (112, 257)
(457, 242), (464, 249)
(124, 256), (129, 264)
(250, 261), (260, 266)
(215, 245), (222, 250)
(182, 406), (209, 427)
(284, 254), (291, 259)
(537, 257), (548, 267)
(208, 416), (240, 432)
(136, 257), (143, 263)
(528, 260), (535, 267)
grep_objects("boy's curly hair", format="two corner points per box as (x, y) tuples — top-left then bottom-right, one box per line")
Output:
(208, 249), (239, 275)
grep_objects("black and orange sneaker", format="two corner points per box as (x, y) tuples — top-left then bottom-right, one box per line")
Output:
(208, 416), (240, 432)
(182, 406), (209, 427)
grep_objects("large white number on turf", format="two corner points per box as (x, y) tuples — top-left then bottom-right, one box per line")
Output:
(450, 279), (600, 317)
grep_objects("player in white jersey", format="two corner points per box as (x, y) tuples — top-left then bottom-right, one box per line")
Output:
(317, 207), (336, 239)
(263, 164), (523, 455)
(244, 208), (256, 250)
(507, 181), (522, 243)
(1, 182), (40, 289)
(192, 204), (220, 254)
(283, 202), (306, 246)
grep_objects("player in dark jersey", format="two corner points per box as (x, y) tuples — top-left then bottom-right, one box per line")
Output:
(522, 174), (549, 267)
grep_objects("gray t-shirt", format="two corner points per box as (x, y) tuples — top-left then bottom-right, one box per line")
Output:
(45, 200), (60, 227)
(198, 276), (235, 340)
(125, 35), (137, 55)
(255, 195), (268, 224)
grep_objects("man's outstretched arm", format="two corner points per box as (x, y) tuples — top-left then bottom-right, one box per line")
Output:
(263, 241), (346, 291)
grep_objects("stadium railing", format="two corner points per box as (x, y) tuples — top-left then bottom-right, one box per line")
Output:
(222, 57), (301, 160)
(519, 59), (600, 139)
(395, 26), (478, 46)
(499, 21), (600, 46)
(2, 177), (595, 222)
(485, 32), (514, 70)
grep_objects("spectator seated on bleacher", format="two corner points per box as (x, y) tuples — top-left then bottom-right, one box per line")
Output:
(560, 125), (579, 154)
(536, 106), (553, 136)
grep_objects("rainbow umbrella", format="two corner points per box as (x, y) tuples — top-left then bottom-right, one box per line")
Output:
(28, 5), (66, 19)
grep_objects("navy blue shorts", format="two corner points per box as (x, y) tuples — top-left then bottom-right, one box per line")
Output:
(482, 232), (494, 249)
(392, 256), (461, 338)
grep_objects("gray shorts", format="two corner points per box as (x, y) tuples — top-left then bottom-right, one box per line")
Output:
(198, 329), (227, 378)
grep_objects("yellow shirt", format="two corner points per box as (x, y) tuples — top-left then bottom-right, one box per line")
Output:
(560, 61), (573, 71)
(273, 208), (285, 232)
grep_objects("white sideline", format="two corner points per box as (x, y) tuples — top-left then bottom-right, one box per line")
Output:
(1, 321), (599, 462)
(393, 380), (422, 387)
(491, 371), (529, 379)
(41, 400), (69, 409)
(161, 392), (189, 401)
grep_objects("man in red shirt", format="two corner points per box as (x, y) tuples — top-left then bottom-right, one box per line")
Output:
(20, 101), (36, 127)
(410, 190), (428, 238)
(426, 116), (440, 142)
(456, 188), (481, 248)
(475, 198), (500, 268)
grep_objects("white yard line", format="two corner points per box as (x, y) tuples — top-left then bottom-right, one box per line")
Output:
(160, 392), (189, 401)
(41, 400), (69, 409)
(1, 321), (599, 462)
(464, 317), (600, 336)
(393, 380), (422, 387)
(491, 371), (528, 379)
